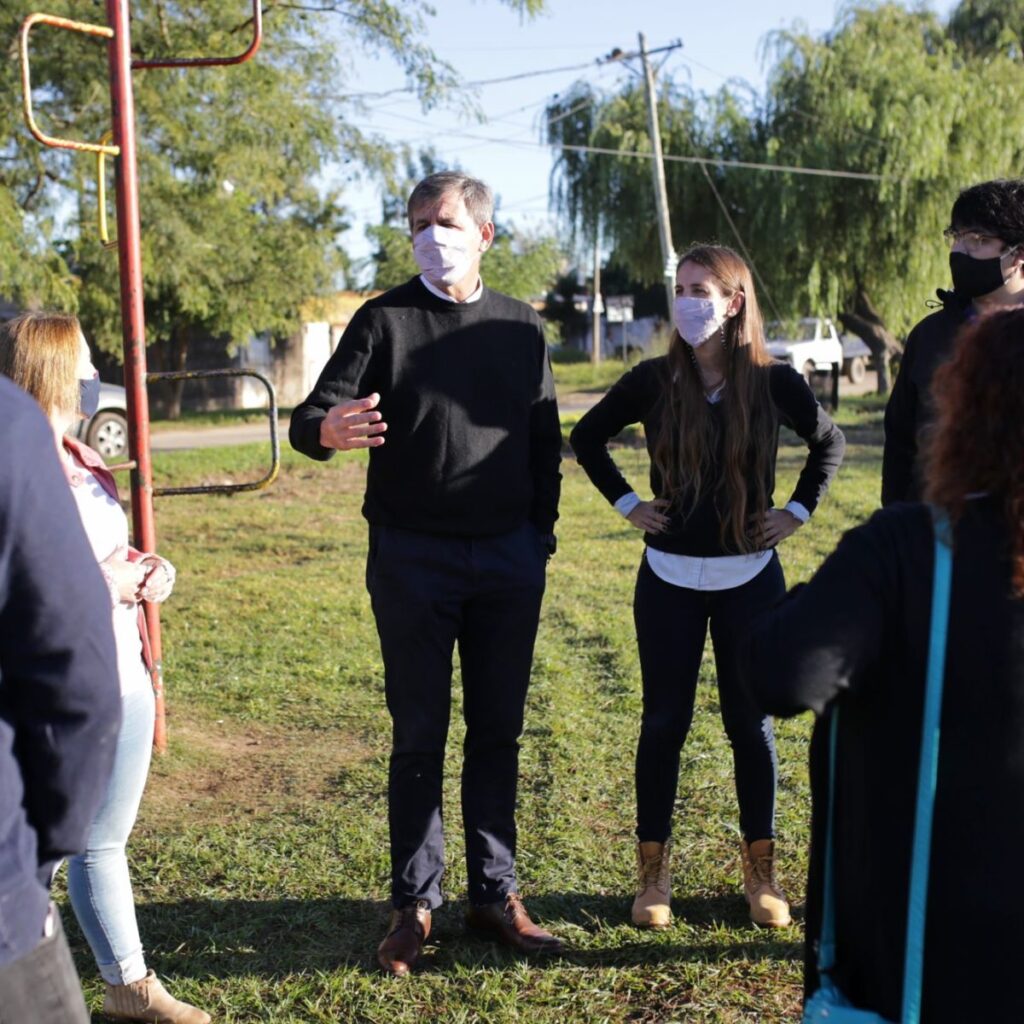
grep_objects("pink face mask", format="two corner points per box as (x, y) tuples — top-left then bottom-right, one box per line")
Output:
(412, 225), (478, 287)
(673, 296), (726, 347)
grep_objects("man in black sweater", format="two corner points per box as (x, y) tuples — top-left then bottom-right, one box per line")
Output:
(290, 171), (562, 975)
(882, 178), (1024, 504)
(0, 377), (121, 1023)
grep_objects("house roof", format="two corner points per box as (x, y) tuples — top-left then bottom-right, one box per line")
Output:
(301, 291), (382, 325)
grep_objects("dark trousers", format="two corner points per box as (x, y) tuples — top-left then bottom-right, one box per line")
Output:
(367, 522), (547, 909)
(0, 905), (89, 1024)
(633, 553), (785, 843)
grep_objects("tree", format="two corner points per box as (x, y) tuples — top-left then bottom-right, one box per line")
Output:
(546, 3), (1024, 393)
(1, 1), (546, 413)
(948, 0), (1024, 56)
(751, 2), (1024, 390)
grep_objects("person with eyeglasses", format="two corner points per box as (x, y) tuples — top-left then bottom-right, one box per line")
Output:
(882, 178), (1024, 505)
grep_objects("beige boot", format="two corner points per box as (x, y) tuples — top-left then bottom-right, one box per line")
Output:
(631, 840), (673, 929)
(103, 970), (211, 1024)
(740, 838), (792, 928)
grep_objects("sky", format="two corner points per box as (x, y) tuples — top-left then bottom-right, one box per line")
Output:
(333, 0), (958, 285)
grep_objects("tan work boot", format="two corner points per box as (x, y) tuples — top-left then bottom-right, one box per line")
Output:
(103, 970), (211, 1023)
(631, 840), (672, 929)
(740, 838), (792, 928)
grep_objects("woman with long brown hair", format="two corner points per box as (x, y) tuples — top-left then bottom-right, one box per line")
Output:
(570, 244), (845, 929)
(0, 312), (208, 1024)
(748, 306), (1024, 1020)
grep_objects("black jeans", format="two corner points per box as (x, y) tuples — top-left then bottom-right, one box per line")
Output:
(0, 905), (89, 1024)
(633, 552), (785, 843)
(367, 522), (547, 909)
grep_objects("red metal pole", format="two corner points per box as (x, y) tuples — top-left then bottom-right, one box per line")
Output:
(106, 0), (166, 752)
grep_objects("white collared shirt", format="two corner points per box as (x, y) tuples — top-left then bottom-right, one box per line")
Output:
(67, 460), (149, 695)
(612, 378), (809, 590)
(612, 491), (809, 590)
(419, 275), (484, 304)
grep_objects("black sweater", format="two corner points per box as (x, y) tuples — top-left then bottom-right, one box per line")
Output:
(882, 291), (970, 506)
(289, 278), (562, 536)
(569, 358), (845, 556)
(748, 499), (1024, 1021)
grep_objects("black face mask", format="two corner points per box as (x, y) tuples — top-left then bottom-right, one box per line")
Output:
(949, 250), (1008, 300)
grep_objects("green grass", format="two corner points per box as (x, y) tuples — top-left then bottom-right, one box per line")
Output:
(551, 356), (641, 393)
(58, 400), (884, 1023)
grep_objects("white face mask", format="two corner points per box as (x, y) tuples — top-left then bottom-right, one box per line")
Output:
(412, 224), (480, 287)
(673, 296), (728, 347)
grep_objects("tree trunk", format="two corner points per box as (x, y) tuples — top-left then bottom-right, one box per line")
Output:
(166, 323), (190, 420)
(837, 287), (902, 395)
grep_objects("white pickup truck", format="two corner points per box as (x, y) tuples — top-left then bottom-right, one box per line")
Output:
(765, 318), (844, 384)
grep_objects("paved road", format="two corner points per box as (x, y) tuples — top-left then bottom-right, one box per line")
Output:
(150, 375), (881, 452)
(150, 391), (604, 451)
(151, 422), (287, 451)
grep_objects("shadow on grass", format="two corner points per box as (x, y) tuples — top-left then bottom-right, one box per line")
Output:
(67, 893), (800, 981)
(528, 892), (803, 967)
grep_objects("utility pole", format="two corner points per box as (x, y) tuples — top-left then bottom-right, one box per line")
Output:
(638, 31), (676, 319)
(591, 233), (603, 365)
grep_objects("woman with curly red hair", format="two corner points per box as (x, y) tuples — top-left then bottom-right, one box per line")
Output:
(749, 306), (1024, 1021)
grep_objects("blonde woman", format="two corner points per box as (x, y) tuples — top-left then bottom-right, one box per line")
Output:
(570, 245), (844, 929)
(0, 313), (208, 1024)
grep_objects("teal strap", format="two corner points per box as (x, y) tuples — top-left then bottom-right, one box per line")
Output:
(814, 508), (953, 1024)
(901, 511), (953, 1024)
(816, 708), (840, 973)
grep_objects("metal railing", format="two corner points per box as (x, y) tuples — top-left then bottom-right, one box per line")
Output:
(18, 2), (269, 752)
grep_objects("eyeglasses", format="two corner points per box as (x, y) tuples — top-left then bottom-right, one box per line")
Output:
(943, 227), (1006, 255)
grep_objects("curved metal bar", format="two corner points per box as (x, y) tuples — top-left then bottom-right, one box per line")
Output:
(19, 12), (120, 155)
(96, 130), (119, 249)
(147, 367), (280, 497)
(132, 1), (262, 70)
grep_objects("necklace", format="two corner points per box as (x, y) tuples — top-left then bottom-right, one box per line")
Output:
(687, 344), (726, 393)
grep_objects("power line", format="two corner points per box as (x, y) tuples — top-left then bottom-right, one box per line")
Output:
(365, 95), (593, 140)
(672, 52), (886, 147)
(556, 141), (884, 182)
(345, 117), (884, 182)
(344, 59), (601, 101)
(342, 41), (679, 101)
(695, 160), (785, 323)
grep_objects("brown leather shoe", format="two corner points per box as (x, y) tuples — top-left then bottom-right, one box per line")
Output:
(377, 900), (431, 976)
(465, 893), (563, 955)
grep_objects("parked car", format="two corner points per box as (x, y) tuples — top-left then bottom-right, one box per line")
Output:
(765, 318), (843, 383)
(74, 381), (129, 462)
(840, 334), (872, 384)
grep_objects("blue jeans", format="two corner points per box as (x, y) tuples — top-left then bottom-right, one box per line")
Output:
(67, 684), (154, 985)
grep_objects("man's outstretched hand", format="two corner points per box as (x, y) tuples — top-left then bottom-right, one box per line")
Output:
(319, 393), (388, 450)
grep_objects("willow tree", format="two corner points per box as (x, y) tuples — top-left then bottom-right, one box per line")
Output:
(546, 2), (1024, 393)
(545, 81), (760, 287)
(751, 2), (1024, 390)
